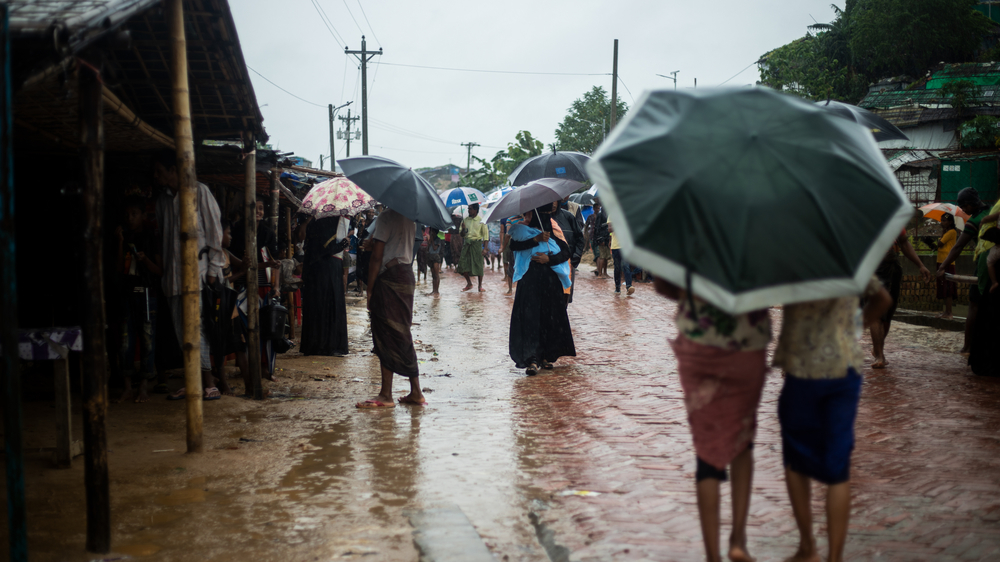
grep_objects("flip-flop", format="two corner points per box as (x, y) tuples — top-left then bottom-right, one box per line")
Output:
(397, 396), (428, 406)
(525, 363), (539, 376)
(356, 399), (395, 409)
(204, 387), (222, 401)
(541, 361), (554, 370)
(166, 387), (186, 401)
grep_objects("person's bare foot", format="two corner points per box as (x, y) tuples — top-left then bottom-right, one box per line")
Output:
(134, 385), (150, 403)
(728, 543), (755, 562)
(478, 287), (486, 292)
(782, 549), (820, 562)
(504, 289), (512, 296)
(357, 393), (395, 408)
(462, 284), (473, 292)
(217, 380), (236, 396)
(871, 357), (887, 369)
(397, 393), (427, 405)
(115, 388), (135, 403)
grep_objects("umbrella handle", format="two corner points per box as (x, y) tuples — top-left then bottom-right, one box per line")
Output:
(685, 267), (697, 316)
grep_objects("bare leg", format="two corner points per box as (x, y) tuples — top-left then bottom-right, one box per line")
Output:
(371, 364), (394, 403)
(135, 379), (150, 403)
(870, 321), (887, 368)
(728, 448), (755, 562)
(115, 378), (135, 403)
(826, 481), (851, 562)
(462, 273), (473, 291)
(783, 468), (821, 562)
(398, 375), (426, 404)
(431, 264), (441, 295)
(478, 275), (485, 292)
(696, 477), (723, 562)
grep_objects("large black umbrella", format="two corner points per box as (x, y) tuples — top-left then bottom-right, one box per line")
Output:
(508, 150), (591, 186)
(338, 156), (452, 231)
(815, 100), (909, 142)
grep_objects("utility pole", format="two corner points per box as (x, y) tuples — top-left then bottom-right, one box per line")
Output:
(339, 109), (360, 157)
(328, 101), (351, 170)
(461, 142), (479, 175)
(610, 39), (618, 129)
(656, 71), (681, 90)
(345, 36), (382, 155)
(318, 155), (324, 170)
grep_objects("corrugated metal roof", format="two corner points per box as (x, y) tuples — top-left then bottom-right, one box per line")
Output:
(860, 63), (1000, 109)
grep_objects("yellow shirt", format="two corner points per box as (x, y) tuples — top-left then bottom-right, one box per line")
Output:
(974, 200), (1000, 259)
(937, 229), (957, 263)
(609, 221), (621, 250)
(462, 216), (489, 241)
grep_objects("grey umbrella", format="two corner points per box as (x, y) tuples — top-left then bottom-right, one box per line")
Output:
(338, 156), (453, 231)
(482, 178), (583, 226)
(815, 99), (909, 142)
(508, 150), (591, 186)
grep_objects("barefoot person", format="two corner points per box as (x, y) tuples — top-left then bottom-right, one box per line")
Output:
(774, 278), (892, 562)
(458, 203), (489, 292)
(427, 228), (444, 297)
(358, 208), (425, 408)
(869, 230), (930, 368)
(922, 213), (958, 319)
(654, 279), (771, 562)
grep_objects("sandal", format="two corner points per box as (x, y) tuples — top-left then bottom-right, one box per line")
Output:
(525, 363), (539, 376)
(166, 387), (186, 401)
(541, 361), (554, 370)
(203, 387), (222, 401)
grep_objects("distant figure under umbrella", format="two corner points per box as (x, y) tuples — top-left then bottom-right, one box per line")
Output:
(458, 203), (489, 292)
(298, 215), (350, 356)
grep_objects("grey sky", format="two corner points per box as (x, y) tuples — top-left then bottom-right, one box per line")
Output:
(231, 0), (840, 171)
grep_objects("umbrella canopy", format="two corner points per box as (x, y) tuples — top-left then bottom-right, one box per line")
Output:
(587, 87), (913, 314)
(338, 156), (453, 231)
(573, 192), (596, 206)
(482, 178), (583, 224)
(815, 99), (909, 142)
(300, 177), (375, 218)
(440, 186), (487, 208)
(485, 186), (515, 203)
(508, 150), (591, 186)
(919, 202), (969, 231)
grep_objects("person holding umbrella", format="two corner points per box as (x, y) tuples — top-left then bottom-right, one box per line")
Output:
(458, 203), (489, 292)
(922, 213), (959, 319)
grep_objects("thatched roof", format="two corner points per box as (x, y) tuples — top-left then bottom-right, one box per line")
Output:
(9, 0), (266, 151)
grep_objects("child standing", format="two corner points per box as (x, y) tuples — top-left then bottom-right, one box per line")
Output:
(427, 228), (444, 296)
(116, 199), (162, 403)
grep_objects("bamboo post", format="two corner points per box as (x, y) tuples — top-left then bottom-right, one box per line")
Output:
(79, 57), (111, 555)
(270, 168), (279, 235)
(169, 0), (203, 453)
(245, 135), (263, 399)
(1, 6), (28, 561)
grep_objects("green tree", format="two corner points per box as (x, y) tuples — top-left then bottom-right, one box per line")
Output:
(553, 86), (628, 154)
(941, 78), (982, 115)
(958, 115), (1000, 148)
(462, 130), (546, 190)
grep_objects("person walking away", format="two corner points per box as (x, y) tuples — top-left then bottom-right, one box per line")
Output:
(922, 213), (959, 319)
(427, 228), (444, 297)
(507, 210), (575, 375)
(458, 203), (489, 292)
(487, 220), (502, 271)
(501, 217), (515, 296)
(653, 278), (770, 562)
(869, 230), (931, 368)
(416, 225), (430, 282)
(358, 208), (425, 408)
(592, 201), (611, 278)
(937, 187), (994, 354)
(154, 150), (227, 400)
(115, 198), (162, 403)
(298, 215), (350, 356)
(608, 220), (634, 295)
(774, 279), (891, 562)
(553, 199), (585, 302)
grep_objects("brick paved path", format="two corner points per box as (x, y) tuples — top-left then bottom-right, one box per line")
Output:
(515, 273), (1000, 561)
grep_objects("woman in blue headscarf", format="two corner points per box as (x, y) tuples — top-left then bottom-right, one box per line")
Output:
(506, 205), (576, 376)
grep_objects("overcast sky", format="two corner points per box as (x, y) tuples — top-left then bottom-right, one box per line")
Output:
(231, 0), (841, 171)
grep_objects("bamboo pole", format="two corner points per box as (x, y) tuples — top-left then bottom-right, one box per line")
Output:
(79, 57), (111, 555)
(245, 135), (263, 399)
(169, 0), (203, 453)
(1, 6), (28, 562)
(270, 168), (279, 235)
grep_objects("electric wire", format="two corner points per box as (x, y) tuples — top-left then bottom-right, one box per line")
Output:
(719, 60), (760, 86)
(247, 65), (326, 108)
(379, 61), (610, 76)
(308, 0), (347, 48)
(617, 75), (635, 103)
(340, 54), (348, 102)
(340, 0), (366, 35)
(355, 0), (382, 46)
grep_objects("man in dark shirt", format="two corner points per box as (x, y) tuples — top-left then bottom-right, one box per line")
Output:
(591, 201), (611, 278)
(553, 199), (585, 302)
(116, 199), (162, 403)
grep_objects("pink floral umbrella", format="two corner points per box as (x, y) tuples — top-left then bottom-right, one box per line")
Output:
(300, 177), (375, 218)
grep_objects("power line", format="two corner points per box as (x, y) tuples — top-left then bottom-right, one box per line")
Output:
(247, 65), (326, 108)
(374, 145), (464, 155)
(617, 75), (635, 103)
(340, 0), (365, 35)
(379, 61), (610, 76)
(369, 58), (381, 97)
(719, 60), (760, 86)
(340, 54), (349, 101)
(308, 0), (346, 48)
(355, 0), (382, 46)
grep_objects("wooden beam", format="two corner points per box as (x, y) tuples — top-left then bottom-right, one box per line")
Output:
(1, 6), (28, 562)
(170, 0), (204, 453)
(244, 135), (263, 399)
(270, 169), (280, 233)
(79, 56), (111, 555)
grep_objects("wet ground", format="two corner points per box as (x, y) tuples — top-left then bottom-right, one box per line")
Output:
(3, 260), (1000, 561)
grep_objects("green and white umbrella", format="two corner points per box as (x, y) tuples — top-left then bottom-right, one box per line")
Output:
(586, 87), (912, 314)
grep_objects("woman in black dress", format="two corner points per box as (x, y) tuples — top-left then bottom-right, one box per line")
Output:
(507, 206), (576, 375)
(299, 215), (349, 356)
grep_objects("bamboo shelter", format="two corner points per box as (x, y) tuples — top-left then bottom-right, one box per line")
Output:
(2, 1), (266, 558)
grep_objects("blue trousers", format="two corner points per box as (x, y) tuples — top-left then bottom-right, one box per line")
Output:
(612, 249), (632, 290)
